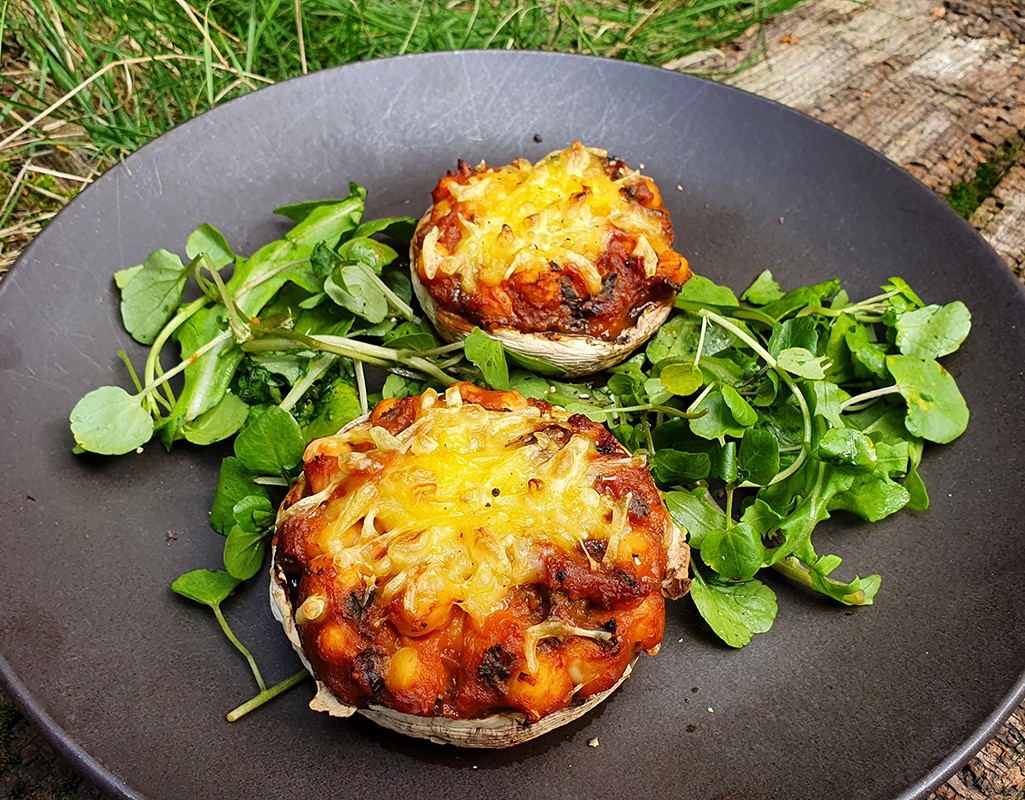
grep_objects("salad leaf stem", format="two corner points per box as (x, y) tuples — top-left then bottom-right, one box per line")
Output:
(117, 350), (146, 394)
(234, 257), (311, 304)
(226, 669), (310, 722)
(364, 268), (417, 322)
(355, 360), (369, 415)
(607, 403), (707, 420)
(203, 254), (251, 343)
(211, 603), (266, 692)
(143, 295), (211, 400)
(694, 315), (709, 367)
(839, 385), (902, 411)
(278, 353), (337, 413)
(140, 330), (234, 400)
(416, 342), (467, 358)
(245, 331), (458, 386)
(686, 383), (716, 415)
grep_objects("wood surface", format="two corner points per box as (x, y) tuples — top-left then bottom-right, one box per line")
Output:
(2, 0), (1024, 798)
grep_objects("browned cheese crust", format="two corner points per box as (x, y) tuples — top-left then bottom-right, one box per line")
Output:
(272, 383), (681, 724)
(411, 142), (691, 342)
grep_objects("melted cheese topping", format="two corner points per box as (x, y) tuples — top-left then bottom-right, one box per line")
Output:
(420, 143), (668, 295)
(295, 388), (640, 623)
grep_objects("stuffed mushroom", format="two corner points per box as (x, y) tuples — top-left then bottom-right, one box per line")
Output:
(410, 143), (691, 377)
(271, 383), (690, 747)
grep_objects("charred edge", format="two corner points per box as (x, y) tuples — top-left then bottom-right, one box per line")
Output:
(478, 644), (517, 691)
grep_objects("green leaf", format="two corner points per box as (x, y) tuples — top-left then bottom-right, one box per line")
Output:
(383, 320), (440, 351)
(739, 498), (783, 542)
(829, 473), (909, 521)
(383, 373), (425, 400)
(719, 441), (738, 484)
(119, 249), (188, 345)
(325, 263), (388, 324)
(351, 215), (417, 242)
(767, 317), (819, 357)
(882, 276), (924, 308)
(285, 196), (364, 248)
(645, 313), (735, 364)
(689, 566), (777, 648)
(182, 392), (249, 445)
(809, 382), (847, 427)
(894, 302), (971, 360)
(505, 348), (566, 378)
(741, 270), (784, 305)
(845, 325), (888, 379)
(660, 362), (703, 396)
(760, 278), (840, 320)
(114, 264), (143, 289)
(759, 458), (856, 565)
(223, 525), (268, 581)
(739, 428), (779, 485)
(211, 457), (269, 535)
(816, 428), (878, 468)
(171, 569), (240, 607)
(690, 389), (748, 440)
(749, 371), (779, 407)
(646, 315), (701, 363)
(905, 439), (929, 512)
(186, 223), (234, 269)
(464, 327), (510, 390)
(226, 239), (316, 316)
(651, 449), (712, 487)
(664, 488), (726, 548)
(776, 347), (827, 380)
(824, 312), (857, 383)
(309, 241), (341, 279)
(698, 355), (751, 388)
(163, 307), (243, 445)
(234, 406), (306, 475)
(232, 495), (275, 533)
(300, 378), (363, 441)
(701, 522), (764, 581)
(335, 237), (398, 274)
(874, 440), (910, 478)
(273, 184), (366, 224)
(775, 555), (881, 606)
(69, 385), (154, 455)
(721, 385), (757, 427)
(676, 274), (739, 307)
(886, 355), (969, 443)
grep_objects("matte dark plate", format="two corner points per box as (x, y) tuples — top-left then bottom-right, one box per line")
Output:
(1, 51), (1023, 800)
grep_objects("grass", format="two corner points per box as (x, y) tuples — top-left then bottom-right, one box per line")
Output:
(947, 138), (1022, 219)
(0, 0), (802, 273)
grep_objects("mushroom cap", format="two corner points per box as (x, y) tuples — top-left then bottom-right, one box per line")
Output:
(269, 405), (690, 747)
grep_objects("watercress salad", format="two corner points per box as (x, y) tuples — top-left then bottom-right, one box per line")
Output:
(69, 182), (970, 713)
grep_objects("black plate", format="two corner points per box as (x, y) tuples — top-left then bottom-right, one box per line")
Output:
(1, 52), (1023, 800)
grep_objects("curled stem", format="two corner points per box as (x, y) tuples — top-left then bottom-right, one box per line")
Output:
(211, 603), (266, 692)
